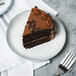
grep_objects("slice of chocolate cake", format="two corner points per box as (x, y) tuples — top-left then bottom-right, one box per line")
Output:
(22, 6), (56, 48)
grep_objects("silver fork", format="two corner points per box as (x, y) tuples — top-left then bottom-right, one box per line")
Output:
(55, 51), (76, 76)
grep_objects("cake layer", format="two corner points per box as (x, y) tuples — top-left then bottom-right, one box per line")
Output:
(23, 29), (51, 43)
(23, 36), (51, 48)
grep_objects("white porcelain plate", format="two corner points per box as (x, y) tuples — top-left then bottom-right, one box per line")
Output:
(0, 0), (13, 15)
(7, 11), (66, 61)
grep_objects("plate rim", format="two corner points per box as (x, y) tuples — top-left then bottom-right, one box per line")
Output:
(6, 10), (66, 62)
(0, 0), (13, 16)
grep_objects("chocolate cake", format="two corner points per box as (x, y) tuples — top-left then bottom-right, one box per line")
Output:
(22, 6), (56, 48)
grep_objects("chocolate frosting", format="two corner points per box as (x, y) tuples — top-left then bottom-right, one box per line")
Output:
(23, 6), (54, 36)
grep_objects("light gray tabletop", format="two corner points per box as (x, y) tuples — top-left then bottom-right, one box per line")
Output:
(35, 0), (76, 76)
(0, 0), (76, 76)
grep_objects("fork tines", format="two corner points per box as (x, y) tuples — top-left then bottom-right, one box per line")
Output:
(60, 51), (76, 70)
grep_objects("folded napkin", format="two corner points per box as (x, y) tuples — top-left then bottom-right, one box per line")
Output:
(26, 0), (58, 16)
(0, 29), (21, 72)
(0, 0), (58, 76)
(1, 61), (33, 76)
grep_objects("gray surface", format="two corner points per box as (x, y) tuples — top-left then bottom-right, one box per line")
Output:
(35, 0), (76, 76)
(0, 0), (76, 76)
